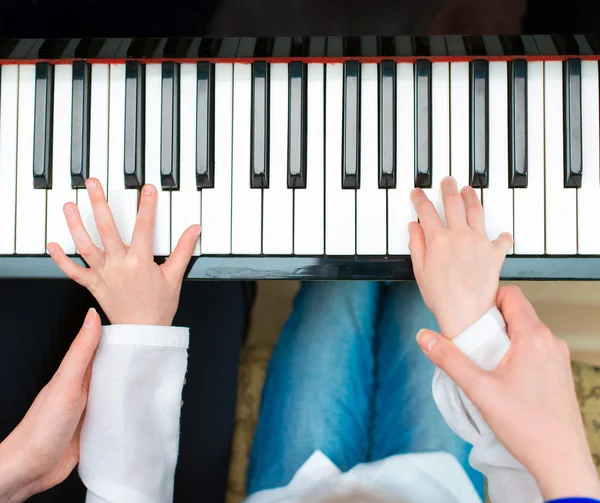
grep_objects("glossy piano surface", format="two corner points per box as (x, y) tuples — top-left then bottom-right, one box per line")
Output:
(1, 35), (600, 62)
(1, 256), (600, 281)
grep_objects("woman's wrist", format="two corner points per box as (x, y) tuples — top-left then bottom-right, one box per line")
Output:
(533, 451), (600, 501)
(0, 433), (38, 503)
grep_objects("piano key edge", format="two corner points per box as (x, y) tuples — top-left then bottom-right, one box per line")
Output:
(1, 256), (600, 280)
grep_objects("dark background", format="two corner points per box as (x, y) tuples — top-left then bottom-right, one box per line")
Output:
(0, 0), (596, 39)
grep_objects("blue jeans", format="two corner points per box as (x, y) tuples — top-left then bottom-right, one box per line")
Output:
(247, 281), (485, 499)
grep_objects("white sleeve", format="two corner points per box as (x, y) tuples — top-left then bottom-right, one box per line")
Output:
(78, 325), (189, 503)
(432, 308), (543, 503)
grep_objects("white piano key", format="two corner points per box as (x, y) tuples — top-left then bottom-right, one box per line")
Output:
(294, 63), (325, 255)
(201, 63), (233, 255)
(545, 61), (577, 254)
(514, 61), (545, 255)
(325, 63), (355, 255)
(483, 62), (513, 250)
(16, 64), (47, 254)
(108, 64), (138, 245)
(425, 62), (450, 225)
(231, 63), (262, 254)
(171, 63), (201, 256)
(47, 64), (76, 254)
(144, 64), (171, 256)
(357, 63), (386, 255)
(263, 63), (293, 254)
(0, 66), (19, 254)
(78, 64), (110, 250)
(388, 63), (416, 255)
(578, 61), (600, 254)
(450, 62), (480, 201)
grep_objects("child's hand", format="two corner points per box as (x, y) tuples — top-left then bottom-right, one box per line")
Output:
(47, 179), (201, 326)
(409, 176), (512, 339)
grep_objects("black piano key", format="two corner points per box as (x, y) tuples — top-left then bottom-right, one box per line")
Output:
(343, 60), (360, 189)
(164, 38), (192, 58)
(75, 39), (106, 59)
(161, 62), (180, 190)
(33, 62), (54, 189)
(379, 37), (396, 57)
(39, 39), (70, 60)
(290, 37), (308, 58)
(71, 61), (91, 188)
(198, 38), (222, 58)
(255, 37), (273, 58)
(414, 59), (431, 188)
(124, 61), (145, 188)
(470, 59), (489, 188)
(414, 37), (430, 57)
(563, 58), (583, 188)
(196, 62), (215, 189)
(251, 61), (269, 189)
(127, 38), (160, 58)
(508, 59), (528, 188)
(379, 60), (396, 189)
(552, 35), (580, 56)
(465, 36), (486, 57)
(344, 37), (361, 57)
(288, 61), (307, 189)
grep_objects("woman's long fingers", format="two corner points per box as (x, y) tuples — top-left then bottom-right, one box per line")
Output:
(62, 203), (105, 270)
(48, 243), (96, 289)
(461, 185), (486, 235)
(440, 177), (468, 229)
(86, 178), (127, 259)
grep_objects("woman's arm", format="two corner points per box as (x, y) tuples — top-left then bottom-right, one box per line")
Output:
(408, 178), (600, 501)
(0, 309), (101, 503)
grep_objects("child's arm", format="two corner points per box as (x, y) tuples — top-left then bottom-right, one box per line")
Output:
(48, 179), (200, 502)
(409, 178), (600, 502)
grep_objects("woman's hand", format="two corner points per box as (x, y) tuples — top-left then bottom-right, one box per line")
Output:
(418, 286), (600, 500)
(47, 179), (201, 326)
(0, 309), (100, 503)
(409, 176), (512, 339)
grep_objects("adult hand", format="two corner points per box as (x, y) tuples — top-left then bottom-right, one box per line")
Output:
(0, 309), (100, 503)
(409, 176), (512, 339)
(417, 285), (600, 500)
(48, 179), (201, 326)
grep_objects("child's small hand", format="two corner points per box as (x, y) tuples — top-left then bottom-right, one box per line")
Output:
(47, 179), (201, 326)
(409, 176), (512, 339)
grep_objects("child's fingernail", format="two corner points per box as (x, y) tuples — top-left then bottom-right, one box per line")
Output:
(86, 179), (97, 190)
(416, 329), (438, 353)
(63, 204), (75, 217)
(83, 308), (97, 328)
(143, 185), (154, 195)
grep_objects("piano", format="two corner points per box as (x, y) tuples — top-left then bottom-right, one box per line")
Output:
(1, 35), (600, 280)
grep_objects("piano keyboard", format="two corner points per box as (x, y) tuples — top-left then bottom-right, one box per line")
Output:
(1, 35), (600, 280)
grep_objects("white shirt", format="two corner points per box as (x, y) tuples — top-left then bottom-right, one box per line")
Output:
(78, 308), (543, 503)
